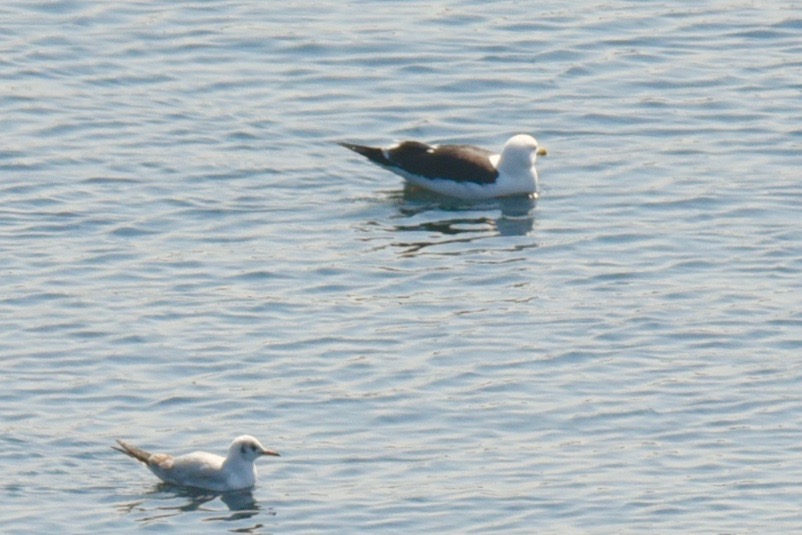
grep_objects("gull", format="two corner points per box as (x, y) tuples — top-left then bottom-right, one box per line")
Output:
(339, 134), (547, 200)
(113, 435), (280, 492)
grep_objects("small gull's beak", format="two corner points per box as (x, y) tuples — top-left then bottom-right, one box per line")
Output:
(537, 147), (548, 157)
(261, 449), (281, 457)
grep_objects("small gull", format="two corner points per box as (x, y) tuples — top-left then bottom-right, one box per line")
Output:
(113, 435), (280, 492)
(339, 134), (547, 200)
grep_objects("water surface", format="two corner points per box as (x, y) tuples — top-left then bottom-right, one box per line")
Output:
(1, 1), (801, 533)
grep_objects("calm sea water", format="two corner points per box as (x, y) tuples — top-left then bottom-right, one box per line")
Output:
(2, 1), (801, 533)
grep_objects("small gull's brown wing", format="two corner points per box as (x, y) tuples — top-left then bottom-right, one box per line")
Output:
(113, 439), (153, 464)
(113, 439), (174, 470)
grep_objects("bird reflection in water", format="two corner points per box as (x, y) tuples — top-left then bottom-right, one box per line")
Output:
(117, 483), (274, 529)
(387, 186), (538, 254)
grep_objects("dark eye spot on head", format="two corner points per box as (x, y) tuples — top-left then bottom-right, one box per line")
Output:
(240, 445), (246, 454)
(251, 444), (257, 452)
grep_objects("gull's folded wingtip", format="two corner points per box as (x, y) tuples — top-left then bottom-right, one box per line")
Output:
(337, 142), (387, 165)
(112, 439), (129, 454)
(337, 141), (362, 152)
(112, 439), (152, 463)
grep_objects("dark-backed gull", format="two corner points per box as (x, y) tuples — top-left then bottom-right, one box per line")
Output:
(339, 134), (547, 200)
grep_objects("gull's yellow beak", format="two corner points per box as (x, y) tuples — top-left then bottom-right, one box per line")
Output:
(537, 147), (548, 157)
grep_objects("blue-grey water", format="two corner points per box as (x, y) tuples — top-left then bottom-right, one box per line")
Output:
(2, 1), (801, 533)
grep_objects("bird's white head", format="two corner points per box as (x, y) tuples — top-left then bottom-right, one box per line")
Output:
(495, 134), (547, 195)
(499, 134), (547, 170)
(228, 435), (280, 462)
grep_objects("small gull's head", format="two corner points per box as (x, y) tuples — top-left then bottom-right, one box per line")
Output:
(229, 435), (281, 462)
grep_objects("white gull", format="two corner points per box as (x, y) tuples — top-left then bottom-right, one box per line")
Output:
(339, 134), (547, 200)
(113, 435), (280, 492)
